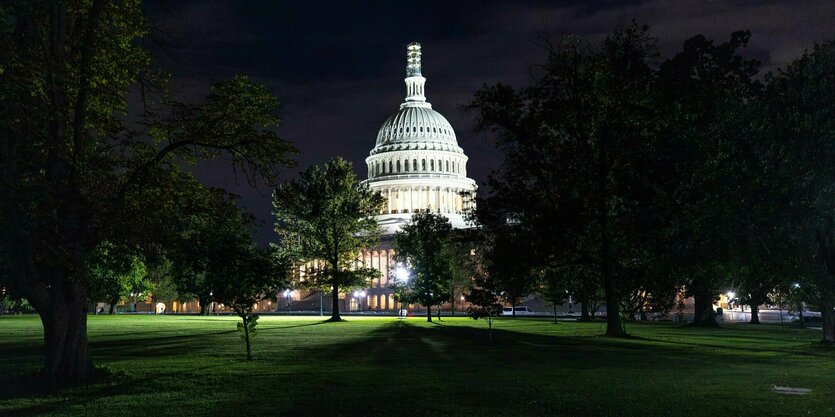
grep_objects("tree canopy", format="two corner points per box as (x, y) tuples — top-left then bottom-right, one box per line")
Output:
(0, 0), (296, 379)
(272, 157), (385, 321)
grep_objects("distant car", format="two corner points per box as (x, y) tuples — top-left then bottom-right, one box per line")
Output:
(500, 306), (535, 316)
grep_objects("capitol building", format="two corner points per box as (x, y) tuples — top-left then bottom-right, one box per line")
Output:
(120, 43), (477, 315)
(348, 42), (478, 312)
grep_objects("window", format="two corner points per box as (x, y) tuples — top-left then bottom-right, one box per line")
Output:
(412, 159), (417, 171)
(422, 159), (426, 170)
(404, 159), (409, 172)
(431, 160), (435, 171)
(396, 160), (401, 173)
(446, 160), (450, 172)
(388, 161), (392, 173)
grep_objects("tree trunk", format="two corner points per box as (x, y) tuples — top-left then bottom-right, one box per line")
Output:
(691, 292), (719, 327)
(38, 289), (93, 380)
(580, 297), (591, 321)
(199, 301), (209, 316)
(426, 304), (432, 322)
(822, 302), (834, 344)
(553, 304), (558, 324)
(602, 240), (625, 337)
(749, 303), (761, 324)
(329, 283), (341, 321)
(108, 296), (117, 314)
(487, 317), (493, 342)
(436, 306), (441, 321)
(243, 315), (252, 361)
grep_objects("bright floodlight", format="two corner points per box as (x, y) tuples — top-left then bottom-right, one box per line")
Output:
(395, 267), (410, 282)
(727, 291), (736, 299)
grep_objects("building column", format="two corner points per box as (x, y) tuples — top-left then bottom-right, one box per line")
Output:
(407, 186), (412, 213)
(387, 188), (392, 214)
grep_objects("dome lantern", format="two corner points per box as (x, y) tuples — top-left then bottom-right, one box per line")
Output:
(404, 43), (427, 105)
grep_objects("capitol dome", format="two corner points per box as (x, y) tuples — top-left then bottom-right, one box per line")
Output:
(372, 105), (463, 154)
(362, 43), (477, 234)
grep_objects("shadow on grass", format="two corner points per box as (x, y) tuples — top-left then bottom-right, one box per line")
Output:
(2, 319), (831, 416)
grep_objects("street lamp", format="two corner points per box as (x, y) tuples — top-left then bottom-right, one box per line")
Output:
(726, 291), (736, 310)
(395, 266), (410, 283)
(283, 289), (292, 312)
(352, 290), (367, 312)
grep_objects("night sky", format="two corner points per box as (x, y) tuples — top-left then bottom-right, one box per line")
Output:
(142, 0), (835, 244)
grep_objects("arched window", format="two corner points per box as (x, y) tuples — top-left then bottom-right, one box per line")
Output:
(388, 160), (393, 173)
(446, 160), (450, 172)
(396, 160), (401, 173)
(412, 159), (417, 171)
(422, 159), (426, 170)
(437, 159), (442, 171)
(430, 160), (435, 171)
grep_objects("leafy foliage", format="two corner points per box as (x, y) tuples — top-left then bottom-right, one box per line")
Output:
(392, 211), (454, 322)
(272, 157), (385, 321)
(86, 242), (150, 313)
(0, 0), (296, 378)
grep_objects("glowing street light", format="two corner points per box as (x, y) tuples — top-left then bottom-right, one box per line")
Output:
(395, 266), (410, 283)
(727, 291), (736, 300)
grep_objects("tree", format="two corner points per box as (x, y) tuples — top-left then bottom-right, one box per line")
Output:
(486, 226), (537, 318)
(537, 266), (570, 324)
(392, 211), (453, 322)
(760, 40), (835, 342)
(466, 273), (503, 342)
(444, 229), (478, 316)
(0, 1), (296, 379)
(169, 189), (258, 315)
(272, 157), (384, 322)
(469, 24), (663, 336)
(86, 242), (150, 314)
(212, 245), (288, 361)
(657, 30), (763, 327)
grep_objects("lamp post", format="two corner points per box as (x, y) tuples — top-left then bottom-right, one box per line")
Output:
(283, 289), (293, 312)
(352, 290), (367, 312)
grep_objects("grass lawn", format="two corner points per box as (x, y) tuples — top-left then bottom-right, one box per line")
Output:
(0, 315), (833, 417)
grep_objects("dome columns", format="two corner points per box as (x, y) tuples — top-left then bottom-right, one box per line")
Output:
(378, 185), (466, 215)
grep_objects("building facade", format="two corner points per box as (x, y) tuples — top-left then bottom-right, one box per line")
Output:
(352, 42), (477, 312)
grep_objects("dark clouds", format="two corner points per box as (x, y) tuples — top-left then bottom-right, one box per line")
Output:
(141, 0), (835, 244)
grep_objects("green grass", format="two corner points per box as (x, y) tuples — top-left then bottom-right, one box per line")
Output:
(0, 315), (833, 417)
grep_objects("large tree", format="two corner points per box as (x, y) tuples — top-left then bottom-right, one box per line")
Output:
(392, 211), (454, 322)
(760, 40), (835, 342)
(169, 189), (259, 315)
(0, 1), (295, 379)
(272, 157), (384, 322)
(656, 31), (762, 327)
(469, 24), (663, 336)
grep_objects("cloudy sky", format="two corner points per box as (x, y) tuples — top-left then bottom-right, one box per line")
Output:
(142, 0), (835, 243)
